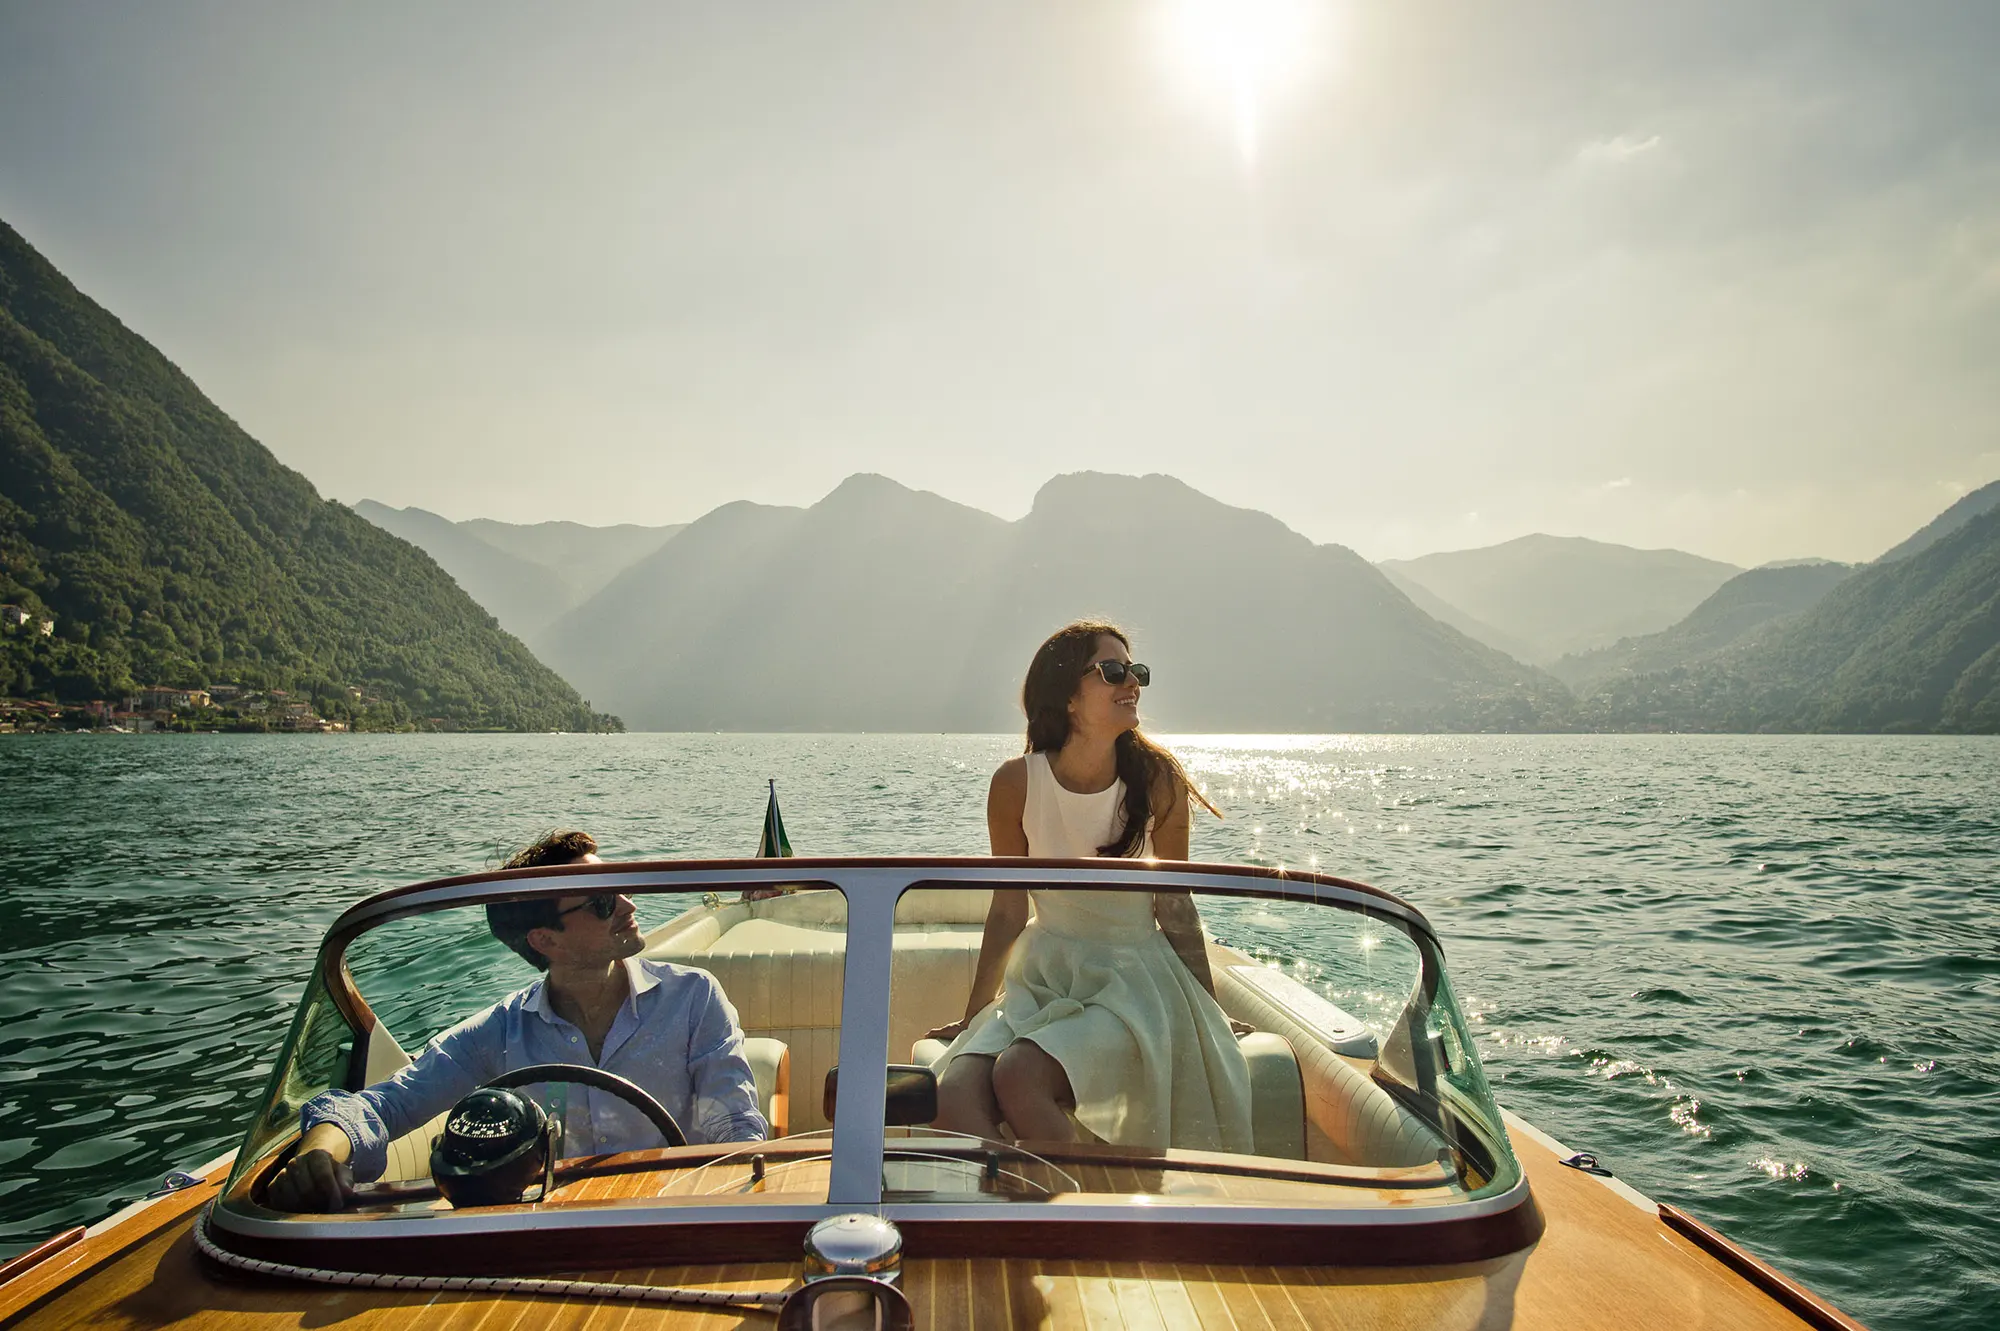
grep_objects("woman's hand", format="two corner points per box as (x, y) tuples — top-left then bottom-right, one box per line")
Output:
(922, 1018), (970, 1043)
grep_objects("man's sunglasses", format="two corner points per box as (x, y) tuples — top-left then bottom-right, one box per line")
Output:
(556, 893), (620, 921)
(1091, 660), (1151, 687)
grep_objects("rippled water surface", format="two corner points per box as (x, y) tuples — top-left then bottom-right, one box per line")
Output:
(2, 733), (1995, 1329)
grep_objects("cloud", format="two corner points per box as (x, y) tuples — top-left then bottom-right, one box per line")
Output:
(1577, 133), (1663, 168)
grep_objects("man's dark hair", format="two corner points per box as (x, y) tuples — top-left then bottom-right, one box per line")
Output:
(486, 830), (599, 970)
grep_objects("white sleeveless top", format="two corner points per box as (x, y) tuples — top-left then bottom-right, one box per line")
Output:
(1022, 751), (1153, 858)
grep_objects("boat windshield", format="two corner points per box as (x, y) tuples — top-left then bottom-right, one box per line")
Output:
(220, 863), (1519, 1241)
(887, 883), (1515, 1209)
(228, 882), (850, 1206)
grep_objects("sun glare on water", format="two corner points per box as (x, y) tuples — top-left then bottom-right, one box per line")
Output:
(1158, 0), (1325, 171)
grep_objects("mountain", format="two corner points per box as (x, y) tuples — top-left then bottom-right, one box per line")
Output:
(1379, 535), (1742, 663)
(1551, 561), (1854, 689)
(531, 474), (1013, 732)
(1377, 566), (1540, 663)
(458, 516), (682, 602)
(353, 502), (682, 640)
(352, 501), (577, 641)
(1875, 479), (2000, 564)
(0, 218), (616, 730)
(536, 471), (1572, 732)
(1578, 508), (2000, 732)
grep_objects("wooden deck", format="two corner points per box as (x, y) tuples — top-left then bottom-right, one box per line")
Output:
(0, 1127), (1858, 1329)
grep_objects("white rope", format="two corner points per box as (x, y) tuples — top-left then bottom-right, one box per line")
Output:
(192, 1204), (790, 1309)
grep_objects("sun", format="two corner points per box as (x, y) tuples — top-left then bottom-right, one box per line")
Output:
(1158, 0), (1322, 170)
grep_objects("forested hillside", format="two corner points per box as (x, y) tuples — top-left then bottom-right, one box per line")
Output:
(1875, 479), (2000, 564)
(1578, 511), (2000, 732)
(1552, 561), (1854, 689)
(353, 500), (681, 641)
(0, 219), (617, 731)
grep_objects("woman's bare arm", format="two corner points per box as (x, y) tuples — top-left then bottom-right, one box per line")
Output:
(960, 888), (1029, 1018)
(1154, 890), (1218, 997)
(921, 763), (1032, 1040)
(1148, 772), (1214, 990)
(1149, 774), (1250, 1029)
(987, 757), (1029, 856)
(1150, 770), (1191, 860)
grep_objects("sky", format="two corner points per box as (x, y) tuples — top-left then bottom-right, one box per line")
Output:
(2, 1), (1997, 566)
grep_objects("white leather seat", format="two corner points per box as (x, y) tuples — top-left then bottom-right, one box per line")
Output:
(1212, 962), (1443, 1167)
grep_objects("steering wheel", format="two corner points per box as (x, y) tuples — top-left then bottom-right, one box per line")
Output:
(485, 1063), (688, 1148)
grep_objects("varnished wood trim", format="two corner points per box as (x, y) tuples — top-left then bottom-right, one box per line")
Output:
(0, 1162), (225, 1323)
(1658, 1204), (1869, 1331)
(891, 1189), (1544, 1266)
(0, 1229), (83, 1288)
(771, 1044), (792, 1138)
(208, 1188), (1543, 1278)
(313, 1138), (839, 1209)
(1009, 1139), (1451, 1189)
(211, 1218), (814, 1274)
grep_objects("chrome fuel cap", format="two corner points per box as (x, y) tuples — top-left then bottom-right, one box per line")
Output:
(802, 1213), (902, 1284)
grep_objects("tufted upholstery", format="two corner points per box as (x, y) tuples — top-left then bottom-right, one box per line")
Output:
(1212, 955), (1443, 1168)
(648, 902), (846, 1136)
(645, 891), (990, 1136)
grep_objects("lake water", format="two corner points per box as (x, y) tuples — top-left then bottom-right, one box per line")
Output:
(1, 733), (1994, 1328)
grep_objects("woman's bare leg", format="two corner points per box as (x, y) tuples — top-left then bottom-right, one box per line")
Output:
(991, 1040), (1076, 1143)
(934, 1054), (1003, 1139)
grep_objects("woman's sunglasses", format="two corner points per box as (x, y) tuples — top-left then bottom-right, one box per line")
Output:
(1091, 660), (1151, 687)
(556, 893), (620, 922)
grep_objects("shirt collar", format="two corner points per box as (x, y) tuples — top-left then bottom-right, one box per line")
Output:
(524, 955), (649, 1026)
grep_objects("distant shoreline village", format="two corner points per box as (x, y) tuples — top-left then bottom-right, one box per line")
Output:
(0, 683), (372, 734)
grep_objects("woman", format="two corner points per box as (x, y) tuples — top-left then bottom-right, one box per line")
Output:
(923, 621), (1254, 1152)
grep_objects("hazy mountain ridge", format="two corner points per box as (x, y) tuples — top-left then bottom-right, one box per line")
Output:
(0, 219), (615, 730)
(536, 470), (1571, 732)
(353, 500), (682, 640)
(458, 516), (682, 601)
(352, 501), (576, 641)
(1376, 566), (1542, 664)
(1380, 534), (1742, 663)
(1552, 562), (1856, 690)
(1578, 509), (2000, 732)
(1875, 479), (2000, 564)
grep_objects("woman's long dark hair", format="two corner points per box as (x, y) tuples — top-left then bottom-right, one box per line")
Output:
(1022, 620), (1220, 857)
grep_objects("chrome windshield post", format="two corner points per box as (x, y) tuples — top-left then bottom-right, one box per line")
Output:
(827, 871), (898, 1207)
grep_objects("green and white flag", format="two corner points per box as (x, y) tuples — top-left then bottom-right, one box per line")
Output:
(758, 778), (793, 858)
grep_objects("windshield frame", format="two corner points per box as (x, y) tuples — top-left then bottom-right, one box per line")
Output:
(210, 857), (1539, 1268)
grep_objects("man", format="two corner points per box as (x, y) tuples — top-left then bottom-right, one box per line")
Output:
(269, 830), (766, 1211)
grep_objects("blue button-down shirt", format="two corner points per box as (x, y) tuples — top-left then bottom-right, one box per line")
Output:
(303, 957), (767, 1182)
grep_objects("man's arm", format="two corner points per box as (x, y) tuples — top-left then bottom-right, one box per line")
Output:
(265, 1122), (355, 1212)
(683, 976), (769, 1143)
(278, 1010), (507, 1204)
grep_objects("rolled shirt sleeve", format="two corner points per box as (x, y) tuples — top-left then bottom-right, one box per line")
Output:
(301, 1010), (504, 1183)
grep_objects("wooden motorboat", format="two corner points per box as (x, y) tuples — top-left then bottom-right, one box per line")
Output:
(0, 857), (1865, 1328)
